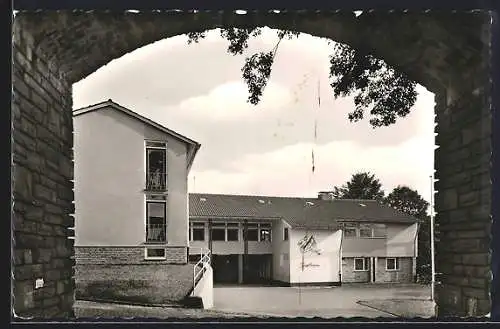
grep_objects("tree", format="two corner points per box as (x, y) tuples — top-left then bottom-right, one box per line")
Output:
(187, 26), (417, 128)
(331, 172), (385, 200)
(385, 185), (428, 218)
(384, 185), (431, 283)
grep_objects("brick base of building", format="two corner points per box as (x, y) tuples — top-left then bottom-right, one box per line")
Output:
(75, 246), (188, 265)
(342, 257), (414, 283)
(75, 246), (193, 305)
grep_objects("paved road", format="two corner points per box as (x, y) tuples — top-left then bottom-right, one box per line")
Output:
(213, 283), (431, 318)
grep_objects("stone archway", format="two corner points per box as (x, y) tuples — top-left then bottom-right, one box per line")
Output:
(12, 10), (492, 318)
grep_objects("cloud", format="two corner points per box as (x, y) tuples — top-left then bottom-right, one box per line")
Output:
(190, 133), (435, 203)
(72, 27), (436, 203)
(176, 80), (293, 121)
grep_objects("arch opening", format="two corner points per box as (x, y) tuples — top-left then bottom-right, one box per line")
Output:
(11, 11), (492, 319)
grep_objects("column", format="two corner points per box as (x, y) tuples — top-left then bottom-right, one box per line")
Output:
(238, 254), (244, 284)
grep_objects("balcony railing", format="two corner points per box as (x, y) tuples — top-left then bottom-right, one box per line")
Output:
(146, 224), (166, 243)
(146, 172), (167, 191)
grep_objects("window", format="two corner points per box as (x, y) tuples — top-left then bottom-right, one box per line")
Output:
(343, 228), (357, 238)
(145, 248), (166, 260)
(190, 222), (205, 241)
(208, 222), (240, 242)
(243, 223), (271, 242)
(283, 227), (289, 241)
(354, 258), (369, 271)
(245, 223), (259, 241)
(386, 258), (399, 271)
(259, 223), (272, 242)
(188, 254), (202, 263)
(146, 141), (167, 191)
(146, 199), (166, 243)
(210, 222), (226, 241)
(359, 225), (373, 238)
(373, 224), (387, 238)
(226, 223), (240, 241)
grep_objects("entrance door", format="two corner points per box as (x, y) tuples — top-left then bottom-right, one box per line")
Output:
(213, 254), (239, 284)
(243, 254), (272, 284)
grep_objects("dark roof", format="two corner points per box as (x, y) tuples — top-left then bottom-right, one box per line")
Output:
(73, 100), (201, 170)
(189, 193), (418, 230)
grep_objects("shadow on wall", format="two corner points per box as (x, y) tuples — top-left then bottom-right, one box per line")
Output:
(75, 264), (194, 305)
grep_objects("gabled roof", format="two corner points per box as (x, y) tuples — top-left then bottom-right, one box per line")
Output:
(73, 100), (201, 170)
(189, 193), (418, 230)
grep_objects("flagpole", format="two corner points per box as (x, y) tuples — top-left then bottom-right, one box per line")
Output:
(429, 175), (436, 303)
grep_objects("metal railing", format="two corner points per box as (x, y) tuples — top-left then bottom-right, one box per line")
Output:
(146, 172), (167, 191)
(146, 224), (166, 243)
(192, 248), (211, 296)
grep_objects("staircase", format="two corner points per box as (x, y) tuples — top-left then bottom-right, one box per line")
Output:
(183, 248), (212, 308)
(192, 248), (211, 292)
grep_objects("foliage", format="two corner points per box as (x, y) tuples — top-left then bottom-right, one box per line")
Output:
(329, 44), (418, 128)
(186, 31), (207, 44)
(220, 27), (263, 55)
(186, 26), (417, 128)
(385, 185), (429, 218)
(331, 172), (385, 200)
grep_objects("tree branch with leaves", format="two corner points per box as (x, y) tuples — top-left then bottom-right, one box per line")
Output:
(187, 27), (417, 128)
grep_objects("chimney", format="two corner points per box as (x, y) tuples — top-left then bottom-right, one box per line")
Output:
(318, 191), (334, 200)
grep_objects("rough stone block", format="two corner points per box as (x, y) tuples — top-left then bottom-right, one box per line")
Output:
(46, 270), (62, 281)
(459, 191), (479, 206)
(24, 206), (44, 222)
(33, 184), (57, 203)
(56, 281), (65, 295)
(468, 277), (487, 288)
(14, 250), (24, 266)
(24, 249), (33, 264)
(439, 188), (458, 210)
(13, 166), (33, 201)
(468, 203), (491, 221)
(462, 253), (490, 266)
(33, 248), (52, 263)
(15, 264), (43, 281)
(461, 123), (480, 145)
(42, 286), (57, 298)
(472, 173), (491, 189)
(14, 281), (35, 311)
(462, 287), (489, 300)
(42, 296), (60, 308)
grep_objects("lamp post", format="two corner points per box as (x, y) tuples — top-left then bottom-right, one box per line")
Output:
(429, 175), (436, 303)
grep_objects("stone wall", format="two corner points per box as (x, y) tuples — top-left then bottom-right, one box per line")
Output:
(434, 89), (492, 316)
(341, 258), (370, 283)
(375, 257), (413, 283)
(12, 24), (75, 318)
(75, 263), (194, 305)
(341, 257), (413, 283)
(74, 247), (190, 304)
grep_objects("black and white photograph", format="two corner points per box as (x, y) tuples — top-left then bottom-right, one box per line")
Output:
(11, 7), (495, 322)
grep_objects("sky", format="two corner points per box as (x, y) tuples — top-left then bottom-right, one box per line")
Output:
(72, 28), (436, 204)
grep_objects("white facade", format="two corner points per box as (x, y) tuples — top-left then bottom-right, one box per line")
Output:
(74, 105), (193, 248)
(188, 216), (417, 285)
(288, 228), (342, 285)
